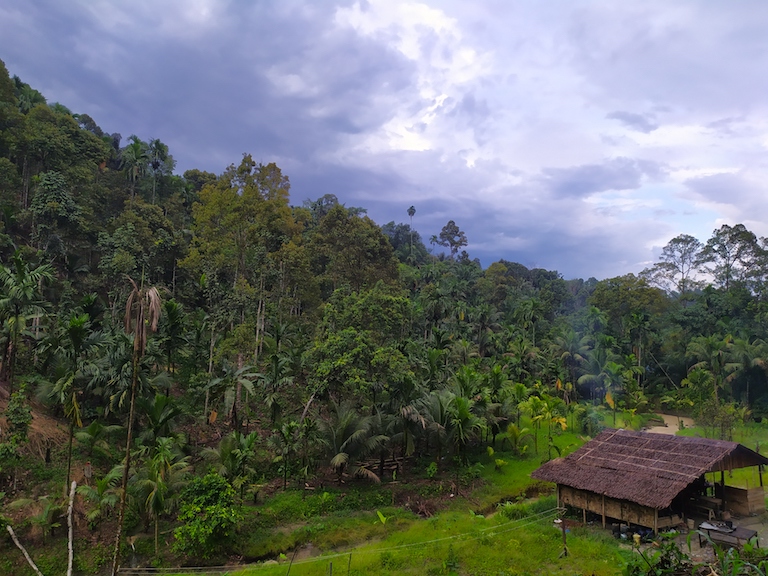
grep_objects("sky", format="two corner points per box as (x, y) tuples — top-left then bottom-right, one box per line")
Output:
(2, 1), (768, 280)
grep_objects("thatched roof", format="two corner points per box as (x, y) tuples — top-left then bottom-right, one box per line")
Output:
(532, 428), (768, 509)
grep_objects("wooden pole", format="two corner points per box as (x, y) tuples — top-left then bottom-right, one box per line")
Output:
(601, 495), (606, 528)
(653, 509), (658, 536)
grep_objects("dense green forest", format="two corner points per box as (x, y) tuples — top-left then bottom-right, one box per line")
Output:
(2, 56), (768, 573)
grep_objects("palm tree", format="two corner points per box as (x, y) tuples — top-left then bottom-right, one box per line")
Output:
(136, 437), (190, 555)
(553, 327), (589, 392)
(112, 276), (162, 576)
(136, 394), (183, 449)
(147, 138), (169, 204)
(202, 430), (259, 495)
(317, 402), (387, 484)
(407, 205), (415, 263)
(448, 395), (484, 464)
(0, 251), (53, 391)
(77, 467), (122, 527)
(260, 353), (294, 424)
(520, 395), (546, 454)
(205, 360), (258, 430)
(49, 312), (104, 493)
(158, 299), (185, 376)
(501, 423), (532, 456)
(75, 420), (122, 459)
(120, 135), (149, 200)
(268, 421), (300, 489)
(420, 389), (453, 470)
(727, 337), (767, 405)
(502, 381), (531, 424)
(687, 334), (736, 403)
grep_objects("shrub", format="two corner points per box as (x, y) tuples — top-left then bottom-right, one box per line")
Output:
(173, 473), (242, 559)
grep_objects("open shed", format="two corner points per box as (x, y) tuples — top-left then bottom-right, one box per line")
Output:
(532, 428), (768, 532)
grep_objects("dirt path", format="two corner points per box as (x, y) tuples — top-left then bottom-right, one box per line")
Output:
(645, 413), (695, 435)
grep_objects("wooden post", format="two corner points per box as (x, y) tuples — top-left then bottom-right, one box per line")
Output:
(601, 495), (606, 528)
(556, 517), (568, 557)
(721, 470), (726, 513)
(557, 484), (561, 508)
(582, 507), (586, 524)
(653, 509), (658, 536)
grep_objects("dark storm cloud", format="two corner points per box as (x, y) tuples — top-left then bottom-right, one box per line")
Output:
(3, 1), (766, 280)
(606, 111), (658, 133)
(540, 157), (658, 198)
(0, 0), (416, 175)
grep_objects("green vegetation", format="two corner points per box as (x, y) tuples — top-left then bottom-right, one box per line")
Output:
(3, 56), (768, 574)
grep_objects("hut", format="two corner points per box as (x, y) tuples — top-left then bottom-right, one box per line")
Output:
(532, 428), (768, 533)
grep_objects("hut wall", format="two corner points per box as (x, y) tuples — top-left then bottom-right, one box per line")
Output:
(559, 485), (657, 528)
(723, 486), (765, 516)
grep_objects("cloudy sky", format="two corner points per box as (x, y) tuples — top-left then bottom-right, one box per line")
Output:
(2, 1), (768, 279)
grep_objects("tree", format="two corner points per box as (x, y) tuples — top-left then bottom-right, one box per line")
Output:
(686, 334), (735, 403)
(111, 277), (162, 576)
(147, 138), (170, 204)
(0, 251), (53, 391)
(407, 205), (416, 262)
(202, 431), (258, 495)
(431, 220), (467, 258)
(49, 312), (103, 493)
(317, 401), (387, 484)
(136, 437), (190, 555)
(173, 473), (241, 559)
(643, 234), (703, 294)
(698, 224), (760, 290)
(310, 205), (400, 295)
(448, 395), (484, 463)
(120, 135), (149, 200)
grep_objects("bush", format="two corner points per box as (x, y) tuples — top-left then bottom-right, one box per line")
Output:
(173, 473), (242, 559)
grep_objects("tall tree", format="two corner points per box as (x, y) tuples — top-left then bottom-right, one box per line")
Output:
(698, 224), (760, 290)
(0, 251), (53, 391)
(111, 277), (162, 576)
(431, 220), (468, 258)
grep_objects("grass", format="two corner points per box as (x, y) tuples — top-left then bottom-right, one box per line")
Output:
(176, 509), (630, 576)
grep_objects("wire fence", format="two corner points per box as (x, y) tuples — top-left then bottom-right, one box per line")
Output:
(117, 507), (562, 576)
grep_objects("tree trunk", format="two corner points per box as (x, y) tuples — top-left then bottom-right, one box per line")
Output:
(111, 350), (140, 576)
(65, 421), (74, 495)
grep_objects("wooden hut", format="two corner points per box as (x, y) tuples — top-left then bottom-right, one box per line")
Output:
(532, 428), (768, 532)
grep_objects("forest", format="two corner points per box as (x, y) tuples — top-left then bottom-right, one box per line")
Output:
(2, 55), (768, 574)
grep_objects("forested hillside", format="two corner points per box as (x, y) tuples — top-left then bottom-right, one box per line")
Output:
(2, 56), (768, 572)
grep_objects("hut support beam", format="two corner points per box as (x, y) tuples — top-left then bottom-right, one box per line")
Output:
(601, 495), (605, 528)
(653, 509), (658, 535)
